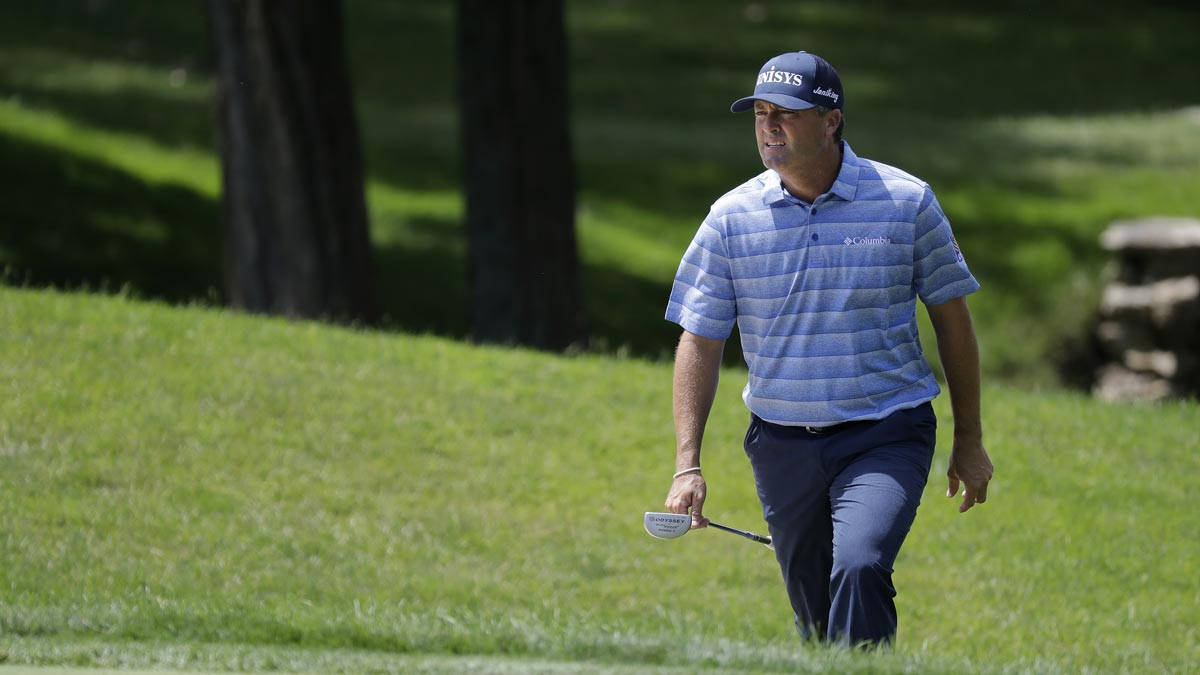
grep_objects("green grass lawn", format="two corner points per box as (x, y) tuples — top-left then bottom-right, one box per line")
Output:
(2, 287), (1197, 673)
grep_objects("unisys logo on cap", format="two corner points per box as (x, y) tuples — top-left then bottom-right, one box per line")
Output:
(731, 51), (844, 113)
(757, 66), (806, 88)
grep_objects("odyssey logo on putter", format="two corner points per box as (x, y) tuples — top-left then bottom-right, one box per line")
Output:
(643, 512), (773, 550)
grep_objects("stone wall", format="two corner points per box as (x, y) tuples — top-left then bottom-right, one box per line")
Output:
(1092, 217), (1200, 401)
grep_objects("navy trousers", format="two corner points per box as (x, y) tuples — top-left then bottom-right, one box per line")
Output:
(743, 402), (936, 646)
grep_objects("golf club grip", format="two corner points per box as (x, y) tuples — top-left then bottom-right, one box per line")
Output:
(708, 521), (772, 545)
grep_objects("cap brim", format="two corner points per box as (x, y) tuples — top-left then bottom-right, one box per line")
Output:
(730, 93), (817, 113)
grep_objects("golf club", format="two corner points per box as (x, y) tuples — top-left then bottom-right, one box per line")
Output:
(643, 511), (773, 550)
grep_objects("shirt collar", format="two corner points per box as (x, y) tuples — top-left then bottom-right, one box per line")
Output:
(761, 140), (861, 206)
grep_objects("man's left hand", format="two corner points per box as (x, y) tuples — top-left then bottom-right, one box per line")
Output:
(947, 439), (993, 513)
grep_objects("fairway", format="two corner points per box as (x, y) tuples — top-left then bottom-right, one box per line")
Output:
(0, 662), (204, 667)
(0, 657), (721, 675)
(0, 649), (743, 675)
(2, 287), (1198, 673)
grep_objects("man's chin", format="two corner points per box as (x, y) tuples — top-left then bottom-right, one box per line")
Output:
(759, 154), (787, 171)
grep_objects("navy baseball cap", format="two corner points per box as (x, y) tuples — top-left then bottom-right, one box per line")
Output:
(730, 51), (844, 112)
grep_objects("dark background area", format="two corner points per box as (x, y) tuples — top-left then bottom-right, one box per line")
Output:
(2, 0), (1198, 375)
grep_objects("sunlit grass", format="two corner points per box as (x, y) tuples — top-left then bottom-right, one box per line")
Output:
(0, 46), (209, 102)
(0, 99), (219, 196)
(2, 287), (1198, 672)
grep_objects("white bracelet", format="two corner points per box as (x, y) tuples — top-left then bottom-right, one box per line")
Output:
(673, 466), (702, 479)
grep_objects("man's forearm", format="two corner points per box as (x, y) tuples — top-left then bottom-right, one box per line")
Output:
(672, 331), (725, 471)
(940, 334), (982, 441)
(928, 296), (993, 512)
(928, 298), (982, 441)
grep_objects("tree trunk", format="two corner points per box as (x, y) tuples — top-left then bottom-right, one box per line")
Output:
(208, 0), (377, 323)
(457, 0), (584, 350)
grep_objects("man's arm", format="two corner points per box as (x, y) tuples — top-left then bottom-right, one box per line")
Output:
(664, 330), (725, 528)
(926, 296), (994, 513)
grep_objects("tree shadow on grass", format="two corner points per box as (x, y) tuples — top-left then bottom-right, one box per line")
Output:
(0, 2), (210, 71)
(0, 123), (706, 364)
(373, 218), (744, 364)
(2, 81), (216, 151)
(0, 130), (221, 301)
(0, 116), (1088, 372)
(5, 1), (1195, 229)
(372, 220), (467, 338)
(16, 1), (1199, 226)
(0, 1), (467, 196)
(6, 0), (1190, 371)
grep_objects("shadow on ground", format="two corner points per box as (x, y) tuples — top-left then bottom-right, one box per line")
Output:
(2, 0), (1196, 371)
(0, 130), (707, 362)
(373, 215), (725, 362)
(6, 2), (1198, 221)
(0, 131), (221, 300)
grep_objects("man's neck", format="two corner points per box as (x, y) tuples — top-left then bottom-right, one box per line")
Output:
(778, 142), (842, 203)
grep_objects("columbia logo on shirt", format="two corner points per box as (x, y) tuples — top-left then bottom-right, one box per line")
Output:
(843, 236), (893, 246)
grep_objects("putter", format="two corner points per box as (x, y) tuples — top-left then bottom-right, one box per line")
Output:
(643, 511), (773, 550)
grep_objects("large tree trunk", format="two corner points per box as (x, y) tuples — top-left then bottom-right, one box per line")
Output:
(457, 0), (584, 350)
(208, 0), (377, 323)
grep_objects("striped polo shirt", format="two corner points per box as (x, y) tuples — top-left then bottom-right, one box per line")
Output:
(665, 142), (979, 427)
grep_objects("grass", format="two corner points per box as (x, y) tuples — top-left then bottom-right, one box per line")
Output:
(2, 286), (1198, 673)
(3, 2), (1200, 381)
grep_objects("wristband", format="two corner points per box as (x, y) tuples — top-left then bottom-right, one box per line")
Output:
(673, 467), (702, 479)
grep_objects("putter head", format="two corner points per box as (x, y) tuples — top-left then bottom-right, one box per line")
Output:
(643, 511), (691, 539)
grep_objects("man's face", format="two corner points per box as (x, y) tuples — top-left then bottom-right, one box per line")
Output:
(753, 100), (838, 171)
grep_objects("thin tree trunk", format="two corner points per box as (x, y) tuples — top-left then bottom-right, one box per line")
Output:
(457, 0), (584, 349)
(208, 0), (377, 323)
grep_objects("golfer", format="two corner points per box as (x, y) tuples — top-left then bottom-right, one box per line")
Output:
(663, 51), (994, 647)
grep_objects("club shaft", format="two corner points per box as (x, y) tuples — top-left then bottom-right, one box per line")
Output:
(708, 520), (771, 546)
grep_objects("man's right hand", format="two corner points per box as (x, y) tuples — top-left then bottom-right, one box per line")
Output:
(665, 473), (709, 529)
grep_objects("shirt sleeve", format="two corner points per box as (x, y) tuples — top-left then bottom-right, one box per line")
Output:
(664, 214), (737, 339)
(913, 188), (980, 305)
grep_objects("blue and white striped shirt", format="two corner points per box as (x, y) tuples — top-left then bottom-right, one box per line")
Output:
(665, 142), (979, 427)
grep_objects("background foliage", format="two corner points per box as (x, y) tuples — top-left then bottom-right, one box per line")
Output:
(3, 1), (1199, 381)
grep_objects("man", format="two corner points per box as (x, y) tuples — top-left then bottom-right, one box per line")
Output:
(663, 51), (994, 647)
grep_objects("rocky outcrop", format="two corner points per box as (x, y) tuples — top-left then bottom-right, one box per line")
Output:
(1092, 218), (1200, 401)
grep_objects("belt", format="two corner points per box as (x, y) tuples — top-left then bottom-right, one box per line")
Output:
(802, 419), (868, 435)
(753, 414), (876, 436)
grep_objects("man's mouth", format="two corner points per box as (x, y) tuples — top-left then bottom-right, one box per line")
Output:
(765, 141), (785, 147)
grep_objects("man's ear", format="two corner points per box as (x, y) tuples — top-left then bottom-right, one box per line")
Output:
(826, 109), (843, 137)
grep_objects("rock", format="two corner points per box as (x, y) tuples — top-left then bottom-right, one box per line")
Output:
(1090, 218), (1200, 401)
(1100, 276), (1200, 330)
(1122, 349), (1178, 378)
(1101, 217), (1200, 251)
(1092, 365), (1174, 402)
